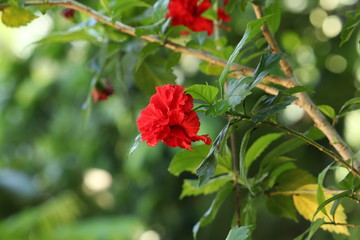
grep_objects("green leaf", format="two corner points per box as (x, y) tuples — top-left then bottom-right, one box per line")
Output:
(225, 77), (254, 108)
(338, 97), (360, 118)
(100, 0), (110, 14)
(218, 16), (271, 96)
(196, 123), (230, 186)
(1, 6), (38, 27)
(338, 171), (360, 190)
(180, 175), (232, 199)
(340, 6), (360, 46)
(267, 161), (297, 188)
(134, 59), (176, 95)
(205, 99), (231, 117)
(251, 52), (284, 88)
(265, 2), (281, 33)
(136, 42), (161, 71)
(317, 105), (336, 120)
(201, 7), (217, 21)
(245, 132), (284, 168)
(185, 84), (219, 104)
(36, 30), (99, 44)
(165, 52), (181, 70)
(226, 0), (248, 13)
(169, 145), (211, 176)
(199, 62), (224, 76)
(129, 134), (142, 155)
(276, 169), (316, 191)
(225, 226), (251, 240)
(266, 195), (298, 222)
(241, 196), (256, 226)
(113, 0), (150, 15)
(193, 183), (233, 239)
(135, 19), (165, 37)
(152, 0), (169, 22)
(283, 86), (314, 95)
(251, 92), (297, 122)
(239, 129), (253, 192)
(317, 163), (333, 216)
(306, 218), (325, 240)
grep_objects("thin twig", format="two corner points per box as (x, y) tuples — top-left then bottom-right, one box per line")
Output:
(250, 3), (360, 173)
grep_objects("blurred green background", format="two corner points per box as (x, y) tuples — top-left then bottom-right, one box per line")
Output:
(0, 0), (360, 239)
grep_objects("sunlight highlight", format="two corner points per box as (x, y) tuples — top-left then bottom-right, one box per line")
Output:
(83, 168), (112, 192)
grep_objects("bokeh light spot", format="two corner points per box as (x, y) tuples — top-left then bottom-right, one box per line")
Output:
(283, 0), (308, 13)
(322, 15), (342, 38)
(309, 8), (327, 28)
(320, 0), (339, 11)
(140, 230), (160, 240)
(325, 55), (347, 73)
(344, 110), (360, 149)
(83, 168), (112, 192)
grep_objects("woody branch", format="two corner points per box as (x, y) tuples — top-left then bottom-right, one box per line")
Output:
(3, 0), (359, 175)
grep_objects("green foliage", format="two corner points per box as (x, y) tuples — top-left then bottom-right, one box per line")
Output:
(340, 4), (360, 46)
(185, 84), (219, 104)
(1, 6), (37, 27)
(225, 226), (251, 240)
(338, 97), (360, 118)
(266, 195), (298, 222)
(36, 29), (101, 44)
(317, 105), (336, 121)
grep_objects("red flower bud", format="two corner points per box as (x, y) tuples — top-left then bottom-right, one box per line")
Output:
(137, 85), (211, 150)
(92, 80), (114, 102)
(61, 8), (75, 20)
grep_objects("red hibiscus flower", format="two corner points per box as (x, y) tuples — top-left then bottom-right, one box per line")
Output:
(92, 80), (114, 102)
(137, 85), (211, 150)
(166, 0), (231, 36)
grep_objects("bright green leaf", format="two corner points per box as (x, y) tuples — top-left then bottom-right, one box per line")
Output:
(36, 30), (99, 44)
(317, 105), (336, 120)
(180, 175), (232, 199)
(1, 6), (38, 27)
(201, 7), (217, 21)
(225, 226), (251, 240)
(338, 97), (360, 118)
(185, 84), (219, 104)
(267, 161), (297, 188)
(245, 132), (284, 168)
(340, 6), (360, 46)
(265, 2), (281, 33)
(199, 62), (224, 76)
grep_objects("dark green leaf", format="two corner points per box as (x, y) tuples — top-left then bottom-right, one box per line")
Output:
(267, 161), (297, 188)
(340, 6), (360, 46)
(135, 19), (164, 37)
(134, 60), (176, 95)
(226, 0), (248, 13)
(283, 86), (314, 95)
(165, 52), (181, 70)
(266, 195), (298, 222)
(180, 175), (232, 199)
(129, 134), (142, 155)
(317, 105), (336, 120)
(1, 6), (37, 27)
(241, 196), (256, 226)
(317, 163), (333, 216)
(245, 132), (284, 168)
(205, 99), (231, 117)
(225, 77), (254, 108)
(251, 92), (297, 122)
(185, 84), (219, 104)
(251, 52), (284, 88)
(169, 145), (211, 176)
(330, 199), (340, 219)
(338, 97), (360, 118)
(193, 183), (233, 239)
(225, 226), (251, 240)
(265, 2), (281, 33)
(337, 171), (360, 190)
(239, 129), (253, 192)
(218, 16), (271, 95)
(196, 123), (230, 186)
(276, 169), (316, 191)
(136, 42), (161, 71)
(306, 218), (325, 240)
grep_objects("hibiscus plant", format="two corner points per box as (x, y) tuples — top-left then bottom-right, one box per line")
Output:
(1, 0), (360, 239)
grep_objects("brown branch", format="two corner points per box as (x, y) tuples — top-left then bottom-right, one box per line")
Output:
(268, 189), (360, 197)
(1, 1), (358, 174)
(251, 3), (360, 173)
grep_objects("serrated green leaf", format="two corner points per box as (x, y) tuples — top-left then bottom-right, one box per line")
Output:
(36, 30), (99, 44)
(134, 59), (176, 95)
(169, 145), (211, 176)
(205, 99), (231, 117)
(1, 6), (38, 27)
(225, 226), (251, 240)
(218, 15), (271, 96)
(193, 183), (233, 239)
(185, 84), (219, 104)
(266, 195), (298, 222)
(180, 175), (232, 199)
(338, 97), (360, 118)
(225, 77), (254, 108)
(317, 105), (336, 120)
(245, 132), (284, 168)
(252, 92), (297, 122)
(251, 52), (284, 88)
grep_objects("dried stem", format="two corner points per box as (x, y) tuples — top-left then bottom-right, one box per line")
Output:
(251, 3), (360, 173)
(1, 0), (358, 174)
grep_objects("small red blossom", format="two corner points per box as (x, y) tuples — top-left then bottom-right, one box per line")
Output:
(61, 8), (75, 20)
(137, 85), (211, 150)
(166, 0), (231, 36)
(92, 80), (114, 102)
